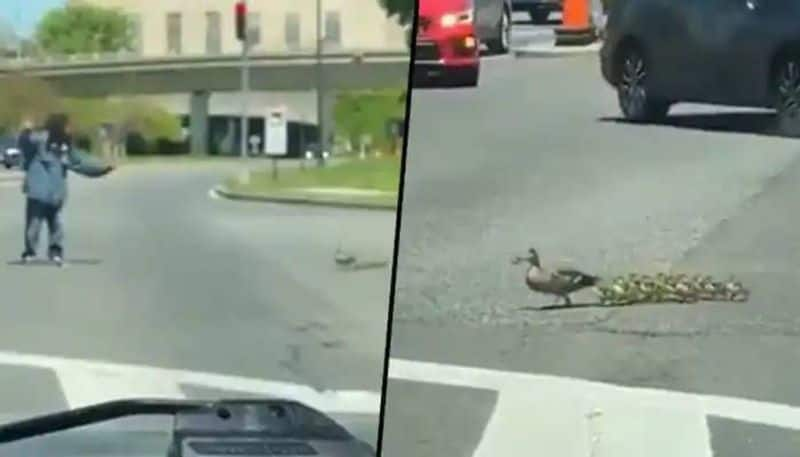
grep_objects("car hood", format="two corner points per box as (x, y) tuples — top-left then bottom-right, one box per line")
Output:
(0, 412), (376, 457)
(0, 414), (173, 457)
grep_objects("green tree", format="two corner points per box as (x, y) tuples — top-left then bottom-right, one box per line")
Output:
(378, 0), (416, 26)
(334, 88), (406, 154)
(0, 74), (62, 133)
(63, 97), (181, 154)
(36, 4), (133, 55)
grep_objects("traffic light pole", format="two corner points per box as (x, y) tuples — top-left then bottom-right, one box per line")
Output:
(239, 0), (250, 159)
(315, 0), (326, 167)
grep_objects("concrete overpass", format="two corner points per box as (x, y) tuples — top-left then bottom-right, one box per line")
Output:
(0, 50), (410, 154)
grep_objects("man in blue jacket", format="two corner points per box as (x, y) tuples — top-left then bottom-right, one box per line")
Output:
(20, 114), (114, 265)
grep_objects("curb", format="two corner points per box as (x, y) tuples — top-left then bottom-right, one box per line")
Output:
(212, 186), (397, 212)
(512, 42), (602, 59)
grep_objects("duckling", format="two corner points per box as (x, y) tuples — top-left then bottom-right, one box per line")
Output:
(595, 284), (632, 306)
(334, 244), (357, 267)
(723, 277), (749, 302)
(512, 248), (600, 306)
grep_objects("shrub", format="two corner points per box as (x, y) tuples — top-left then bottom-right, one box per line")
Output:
(334, 88), (406, 154)
(63, 97), (181, 155)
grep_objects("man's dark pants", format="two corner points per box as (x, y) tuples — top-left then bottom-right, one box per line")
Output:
(24, 198), (64, 258)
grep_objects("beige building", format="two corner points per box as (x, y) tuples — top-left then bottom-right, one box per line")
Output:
(69, 0), (408, 155)
(74, 0), (407, 56)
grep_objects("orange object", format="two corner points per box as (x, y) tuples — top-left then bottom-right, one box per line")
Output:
(561, 0), (591, 30)
(555, 0), (595, 45)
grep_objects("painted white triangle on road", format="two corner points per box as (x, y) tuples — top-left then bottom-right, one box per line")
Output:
(0, 351), (381, 415)
(56, 364), (186, 408)
(389, 358), (800, 456)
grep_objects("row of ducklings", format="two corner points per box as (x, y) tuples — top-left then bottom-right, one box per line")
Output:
(593, 273), (750, 306)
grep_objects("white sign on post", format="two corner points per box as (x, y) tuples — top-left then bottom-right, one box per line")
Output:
(265, 108), (288, 156)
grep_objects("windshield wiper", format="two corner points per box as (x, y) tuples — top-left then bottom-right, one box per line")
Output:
(0, 398), (211, 444)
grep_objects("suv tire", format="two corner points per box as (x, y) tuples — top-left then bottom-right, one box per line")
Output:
(486, 7), (511, 54)
(774, 56), (800, 137)
(616, 45), (670, 122)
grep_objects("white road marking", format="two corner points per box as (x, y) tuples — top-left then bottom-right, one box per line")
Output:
(57, 365), (185, 408)
(389, 358), (800, 456)
(0, 351), (380, 415)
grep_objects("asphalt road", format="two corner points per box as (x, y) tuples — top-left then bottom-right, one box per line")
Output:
(0, 160), (394, 448)
(384, 52), (800, 456)
(510, 11), (562, 49)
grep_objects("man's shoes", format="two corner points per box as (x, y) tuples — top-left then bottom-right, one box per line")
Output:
(50, 255), (63, 267)
(20, 253), (34, 264)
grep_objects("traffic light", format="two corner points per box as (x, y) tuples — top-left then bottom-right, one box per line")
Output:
(235, 1), (247, 41)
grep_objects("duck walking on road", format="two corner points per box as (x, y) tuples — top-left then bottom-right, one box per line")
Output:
(334, 244), (357, 268)
(512, 248), (601, 306)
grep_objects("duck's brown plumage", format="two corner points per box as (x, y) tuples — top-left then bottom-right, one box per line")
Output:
(514, 248), (600, 305)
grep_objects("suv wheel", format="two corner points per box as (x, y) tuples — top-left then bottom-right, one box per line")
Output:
(616, 46), (670, 122)
(774, 57), (800, 137)
(486, 7), (511, 54)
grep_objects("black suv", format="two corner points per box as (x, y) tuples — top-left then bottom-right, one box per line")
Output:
(601, 0), (800, 135)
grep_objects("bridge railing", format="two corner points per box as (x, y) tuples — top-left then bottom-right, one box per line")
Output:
(0, 48), (409, 68)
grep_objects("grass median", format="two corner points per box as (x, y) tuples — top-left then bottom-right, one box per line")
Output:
(220, 155), (401, 209)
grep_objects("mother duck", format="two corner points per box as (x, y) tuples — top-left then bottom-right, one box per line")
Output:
(512, 248), (600, 306)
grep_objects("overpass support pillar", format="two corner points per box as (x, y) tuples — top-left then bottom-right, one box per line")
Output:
(321, 90), (337, 153)
(190, 90), (210, 156)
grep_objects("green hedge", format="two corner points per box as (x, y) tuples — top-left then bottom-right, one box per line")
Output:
(62, 97), (182, 155)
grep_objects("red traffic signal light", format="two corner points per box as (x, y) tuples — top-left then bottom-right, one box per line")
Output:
(235, 1), (247, 41)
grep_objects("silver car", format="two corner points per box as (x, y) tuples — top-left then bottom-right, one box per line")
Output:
(1, 137), (20, 169)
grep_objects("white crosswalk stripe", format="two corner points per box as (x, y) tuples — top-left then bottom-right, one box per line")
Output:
(0, 351), (380, 414)
(388, 358), (800, 456)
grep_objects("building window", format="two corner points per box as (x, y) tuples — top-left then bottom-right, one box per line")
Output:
(205, 11), (221, 54)
(284, 13), (300, 50)
(324, 11), (341, 48)
(129, 13), (142, 55)
(247, 12), (261, 45)
(166, 12), (182, 55)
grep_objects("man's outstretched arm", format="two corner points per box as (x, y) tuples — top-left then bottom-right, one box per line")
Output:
(65, 147), (114, 177)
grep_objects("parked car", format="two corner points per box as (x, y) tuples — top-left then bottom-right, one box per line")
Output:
(601, 0), (800, 135)
(1, 136), (20, 169)
(511, 0), (562, 24)
(414, 0), (512, 87)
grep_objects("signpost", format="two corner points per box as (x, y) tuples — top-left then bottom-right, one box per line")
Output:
(265, 107), (288, 180)
(236, 0), (250, 159)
